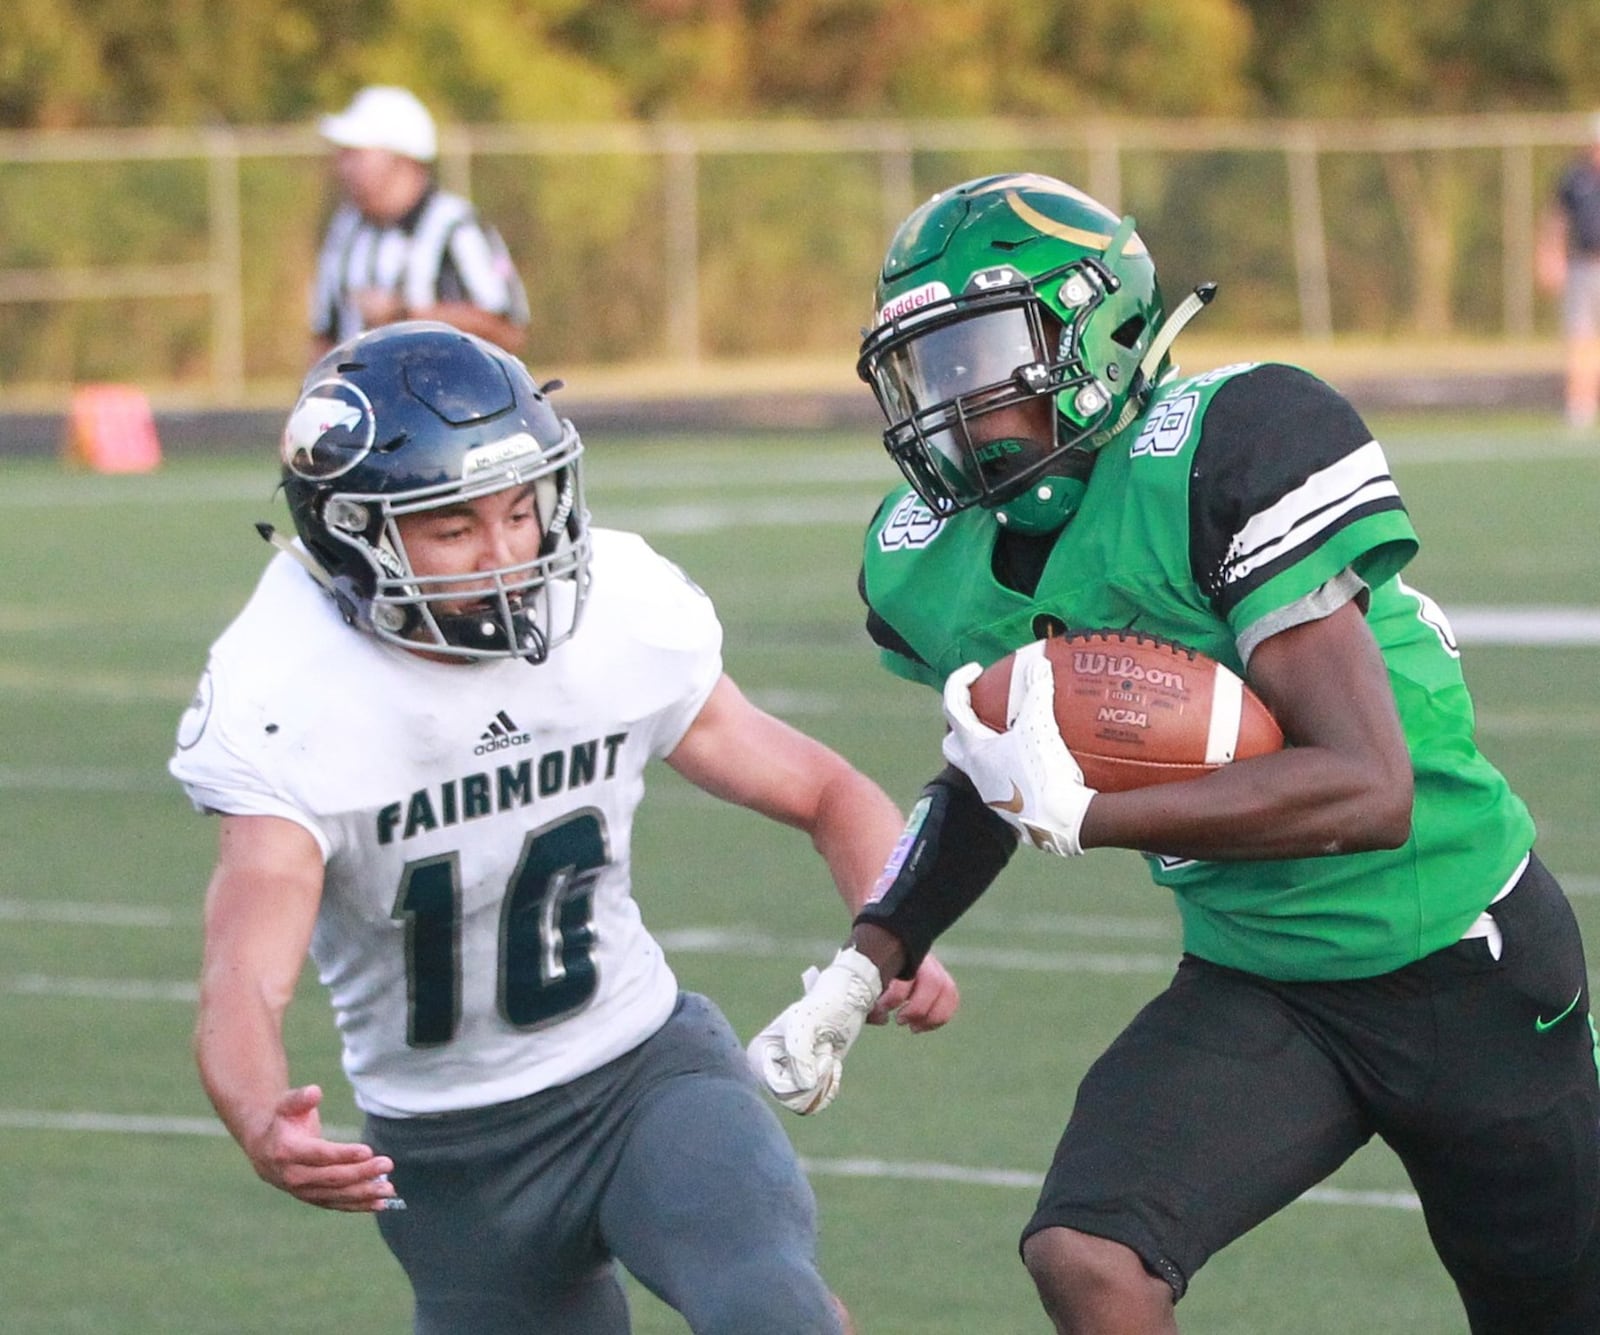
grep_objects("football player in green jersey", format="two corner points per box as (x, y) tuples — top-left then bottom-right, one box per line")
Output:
(748, 174), (1600, 1333)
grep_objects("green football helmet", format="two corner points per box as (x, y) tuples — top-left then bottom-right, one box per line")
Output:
(857, 173), (1200, 535)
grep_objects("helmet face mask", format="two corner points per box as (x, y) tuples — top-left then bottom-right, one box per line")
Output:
(281, 323), (591, 663)
(858, 175), (1167, 535)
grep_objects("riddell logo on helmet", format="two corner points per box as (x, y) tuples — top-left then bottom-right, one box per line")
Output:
(877, 281), (951, 325)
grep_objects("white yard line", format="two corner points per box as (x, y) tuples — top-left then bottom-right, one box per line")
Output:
(0, 663), (196, 703)
(1448, 607), (1600, 645)
(0, 1107), (1420, 1211)
(0, 924), (1183, 1007)
(3, 605), (1598, 717)
(0, 454), (894, 510)
(0, 764), (177, 792)
(0, 899), (176, 926)
(1, 431), (1594, 513)
(5, 973), (198, 1002)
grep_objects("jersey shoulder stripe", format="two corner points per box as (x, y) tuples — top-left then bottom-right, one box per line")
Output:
(1223, 440), (1399, 585)
(1184, 363), (1414, 617)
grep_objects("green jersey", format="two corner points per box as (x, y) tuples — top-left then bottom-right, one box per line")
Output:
(860, 362), (1535, 982)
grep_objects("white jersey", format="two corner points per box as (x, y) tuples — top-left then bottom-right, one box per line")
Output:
(170, 528), (721, 1116)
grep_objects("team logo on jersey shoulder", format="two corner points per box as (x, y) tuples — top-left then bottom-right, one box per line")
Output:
(175, 668), (214, 751)
(283, 378), (376, 480)
(877, 493), (944, 551)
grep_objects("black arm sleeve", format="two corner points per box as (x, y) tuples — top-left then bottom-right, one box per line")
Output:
(853, 765), (1019, 979)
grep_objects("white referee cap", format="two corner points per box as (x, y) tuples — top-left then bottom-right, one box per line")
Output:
(320, 86), (438, 163)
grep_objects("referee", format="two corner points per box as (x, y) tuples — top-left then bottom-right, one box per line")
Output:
(309, 86), (530, 362)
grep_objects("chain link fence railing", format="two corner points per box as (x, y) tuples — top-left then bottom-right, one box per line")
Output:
(1, 112), (1596, 407)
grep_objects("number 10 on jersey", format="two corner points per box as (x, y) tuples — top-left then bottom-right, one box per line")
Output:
(392, 810), (606, 1046)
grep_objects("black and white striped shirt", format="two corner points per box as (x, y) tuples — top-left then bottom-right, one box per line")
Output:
(309, 186), (530, 344)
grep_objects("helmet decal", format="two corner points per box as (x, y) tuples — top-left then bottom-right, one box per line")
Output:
(1004, 189), (1148, 257)
(964, 266), (1027, 293)
(283, 379), (376, 480)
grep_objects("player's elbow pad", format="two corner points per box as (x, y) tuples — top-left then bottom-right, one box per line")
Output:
(853, 766), (1017, 979)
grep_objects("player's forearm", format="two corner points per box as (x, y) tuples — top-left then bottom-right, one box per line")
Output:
(807, 766), (907, 915)
(1080, 747), (1413, 861)
(848, 921), (910, 990)
(193, 986), (294, 1159)
(851, 767), (1017, 978)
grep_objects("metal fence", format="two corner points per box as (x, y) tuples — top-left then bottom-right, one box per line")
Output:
(0, 112), (1595, 405)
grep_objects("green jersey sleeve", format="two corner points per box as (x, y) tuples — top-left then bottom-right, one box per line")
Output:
(1186, 363), (1418, 639)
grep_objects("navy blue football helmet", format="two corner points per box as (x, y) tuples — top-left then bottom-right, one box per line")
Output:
(279, 322), (589, 662)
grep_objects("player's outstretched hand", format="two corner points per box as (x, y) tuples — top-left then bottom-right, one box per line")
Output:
(941, 654), (1096, 856)
(245, 1084), (405, 1213)
(747, 947), (883, 1115)
(870, 950), (959, 1032)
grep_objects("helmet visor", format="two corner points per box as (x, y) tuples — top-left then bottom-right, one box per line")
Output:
(874, 306), (1041, 423)
(867, 303), (1060, 513)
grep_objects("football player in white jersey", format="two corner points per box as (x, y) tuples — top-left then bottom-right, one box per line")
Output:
(170, 322), (958, 1335)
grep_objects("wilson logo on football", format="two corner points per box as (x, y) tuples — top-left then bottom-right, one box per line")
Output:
(967, 632), (1283, 794)
(1071, 651), (1186, 692)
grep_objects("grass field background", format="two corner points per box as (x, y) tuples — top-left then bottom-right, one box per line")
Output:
(2, 411), (1598, 1333)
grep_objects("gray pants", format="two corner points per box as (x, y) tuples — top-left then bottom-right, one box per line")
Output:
(1562, 256), (1600, 338)
(367, 992), (843, 1335)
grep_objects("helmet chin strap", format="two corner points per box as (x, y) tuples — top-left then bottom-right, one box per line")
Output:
(256, 522), (338, 592)
(997, 282), (1217, 535)
(1093, 282), (1217, 444)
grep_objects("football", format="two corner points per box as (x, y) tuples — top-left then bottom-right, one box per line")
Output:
(968, 631), (1283, 793)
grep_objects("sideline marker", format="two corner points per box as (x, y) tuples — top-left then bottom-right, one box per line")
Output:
(63, 384), (163, 473)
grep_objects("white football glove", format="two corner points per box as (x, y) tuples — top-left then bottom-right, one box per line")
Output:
(941, 644), (1097, 857)
(746, 946), (884, 1115)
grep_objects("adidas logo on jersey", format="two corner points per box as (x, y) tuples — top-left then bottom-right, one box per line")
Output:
(475, 709), (531, 756)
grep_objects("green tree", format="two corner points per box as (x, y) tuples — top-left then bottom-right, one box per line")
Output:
(1241, 0), (1600, 114)
(0, 0), (105, 127)
(555, 0), (1256, 118)
(0, 0), (629, 129)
